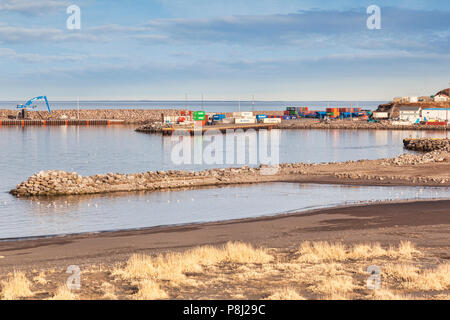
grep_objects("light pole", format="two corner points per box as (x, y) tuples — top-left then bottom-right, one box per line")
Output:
(447, 82), (449, 123)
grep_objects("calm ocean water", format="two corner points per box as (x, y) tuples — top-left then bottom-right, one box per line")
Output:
(0, 100), (387, 112)
(0, 125), (449, 239)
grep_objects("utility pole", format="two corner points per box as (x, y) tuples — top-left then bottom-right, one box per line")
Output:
(201, 93), (204, 111)
(447, 82), (449, 123)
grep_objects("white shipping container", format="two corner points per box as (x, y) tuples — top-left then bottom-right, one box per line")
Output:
(232, 112), (254, 118)
(392, 120), (412, 126)
(235, 118), (256, 124)
(240, 112), (253, 118)
(164, 116), (179, 123)
(372, 112), (389, 119)
(220, 118), (234, 124)
(263, 118), (281, 124)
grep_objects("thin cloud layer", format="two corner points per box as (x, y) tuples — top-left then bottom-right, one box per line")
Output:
(0, 0), (69, 14)
(0, 2), (448, 100)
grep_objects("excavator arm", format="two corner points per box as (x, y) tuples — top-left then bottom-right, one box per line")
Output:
(17, 96), (52, 117)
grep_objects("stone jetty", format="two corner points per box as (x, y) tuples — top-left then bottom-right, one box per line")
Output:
(276, 120), (449, 131)
(11, 148), (450, 197)
(403, 138), (450, 152)
(0, 109), (181, 124)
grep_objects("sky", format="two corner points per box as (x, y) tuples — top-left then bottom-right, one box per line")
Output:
(0, 0), (449, 101)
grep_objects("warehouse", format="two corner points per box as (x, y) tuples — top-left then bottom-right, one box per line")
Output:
(398, 106), (421, 122)
(422, 108), (450, 122)
(433, 94), (449, 102)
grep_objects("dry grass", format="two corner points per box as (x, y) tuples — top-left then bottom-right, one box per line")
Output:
(297, 241), (420, 263)
(0, 271), (34, 300)
(114, 241), (272, 285)
(49, 285), (78, 300)
(384, 263), (450, 291)
(266, 288), (305, 300)
(33, 272), (48, 285)
(390, 241), (421, 259)
(7, 241), (447, 300)
(101, 282), (117, 300)
(133, 280), (169, 300)
(311, 276), (356, 296)
(367, 289), (412, 300)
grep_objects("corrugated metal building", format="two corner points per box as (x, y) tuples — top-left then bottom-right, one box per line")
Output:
(422, 108), (450, 121)
(398, 106), (421, 122)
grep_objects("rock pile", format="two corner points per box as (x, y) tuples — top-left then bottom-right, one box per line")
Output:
(381, 149), (449, 166)
(403, 138), (450, 152)
(0, 109), (181, 124)
(135, 122), (172, 133)
(10, 163), (323, 197)
(276, 120), (449, 131)
(11, 147), (450, 197)
(10, 166), (270, 197)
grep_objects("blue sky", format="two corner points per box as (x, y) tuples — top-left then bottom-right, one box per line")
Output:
(0, 0), (449, 100)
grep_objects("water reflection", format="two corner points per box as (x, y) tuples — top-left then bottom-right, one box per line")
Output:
(2, 183), (449, 240)
(1, 126), (449, 239)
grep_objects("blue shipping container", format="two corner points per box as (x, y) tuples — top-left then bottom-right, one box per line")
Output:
(213, 114), (226, 120)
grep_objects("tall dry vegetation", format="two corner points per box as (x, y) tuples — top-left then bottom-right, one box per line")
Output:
(113, 241), (272, 299)
(0, 271), (34, 300)
(4, 240), (447, 300)
(49, 285), (78, 300)
(384, 263), (450, 291)
(297, 241), (420, 263)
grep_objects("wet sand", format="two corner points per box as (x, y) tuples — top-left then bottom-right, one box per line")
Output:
(1, 199), (449, 273)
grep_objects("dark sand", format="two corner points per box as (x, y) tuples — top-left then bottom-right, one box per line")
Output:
(1, 199), (449, 273)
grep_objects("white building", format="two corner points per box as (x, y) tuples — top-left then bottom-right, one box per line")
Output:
(393, 96), (418, 103)
(398, 106), (421, 122)
(434, 94), (449, 102)
(422, 108), (450, 122)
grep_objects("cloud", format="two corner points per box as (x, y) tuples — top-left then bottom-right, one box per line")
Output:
(136, 7), (450, 46)
(23, 50), (450, 80)
(1, 6), (448, 53)
(0, 0), (69, 14)
(0, 25), (100, 42)
(0, 47), (88, 62)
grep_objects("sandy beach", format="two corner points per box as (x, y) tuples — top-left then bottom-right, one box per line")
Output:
(0, 198), (448, 299)
(1, 198), (449, 271)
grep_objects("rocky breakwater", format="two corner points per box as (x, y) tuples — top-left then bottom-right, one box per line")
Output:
(11, 148), (450, 197)
(11, 166), (283, 197)
(0, 109), (181, 124)
(333, 149), (450, 185)
(403, 138), (450, 152)
(276, 120), (449, 131)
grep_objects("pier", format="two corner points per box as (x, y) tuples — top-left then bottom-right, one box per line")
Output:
(160, 123), (275, 135)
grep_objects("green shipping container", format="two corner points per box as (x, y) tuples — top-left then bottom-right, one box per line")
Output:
(193, 111), (205, 116)
(193, 116), (206, 120)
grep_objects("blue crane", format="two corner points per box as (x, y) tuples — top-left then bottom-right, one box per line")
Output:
(17, 96), (52, 117)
